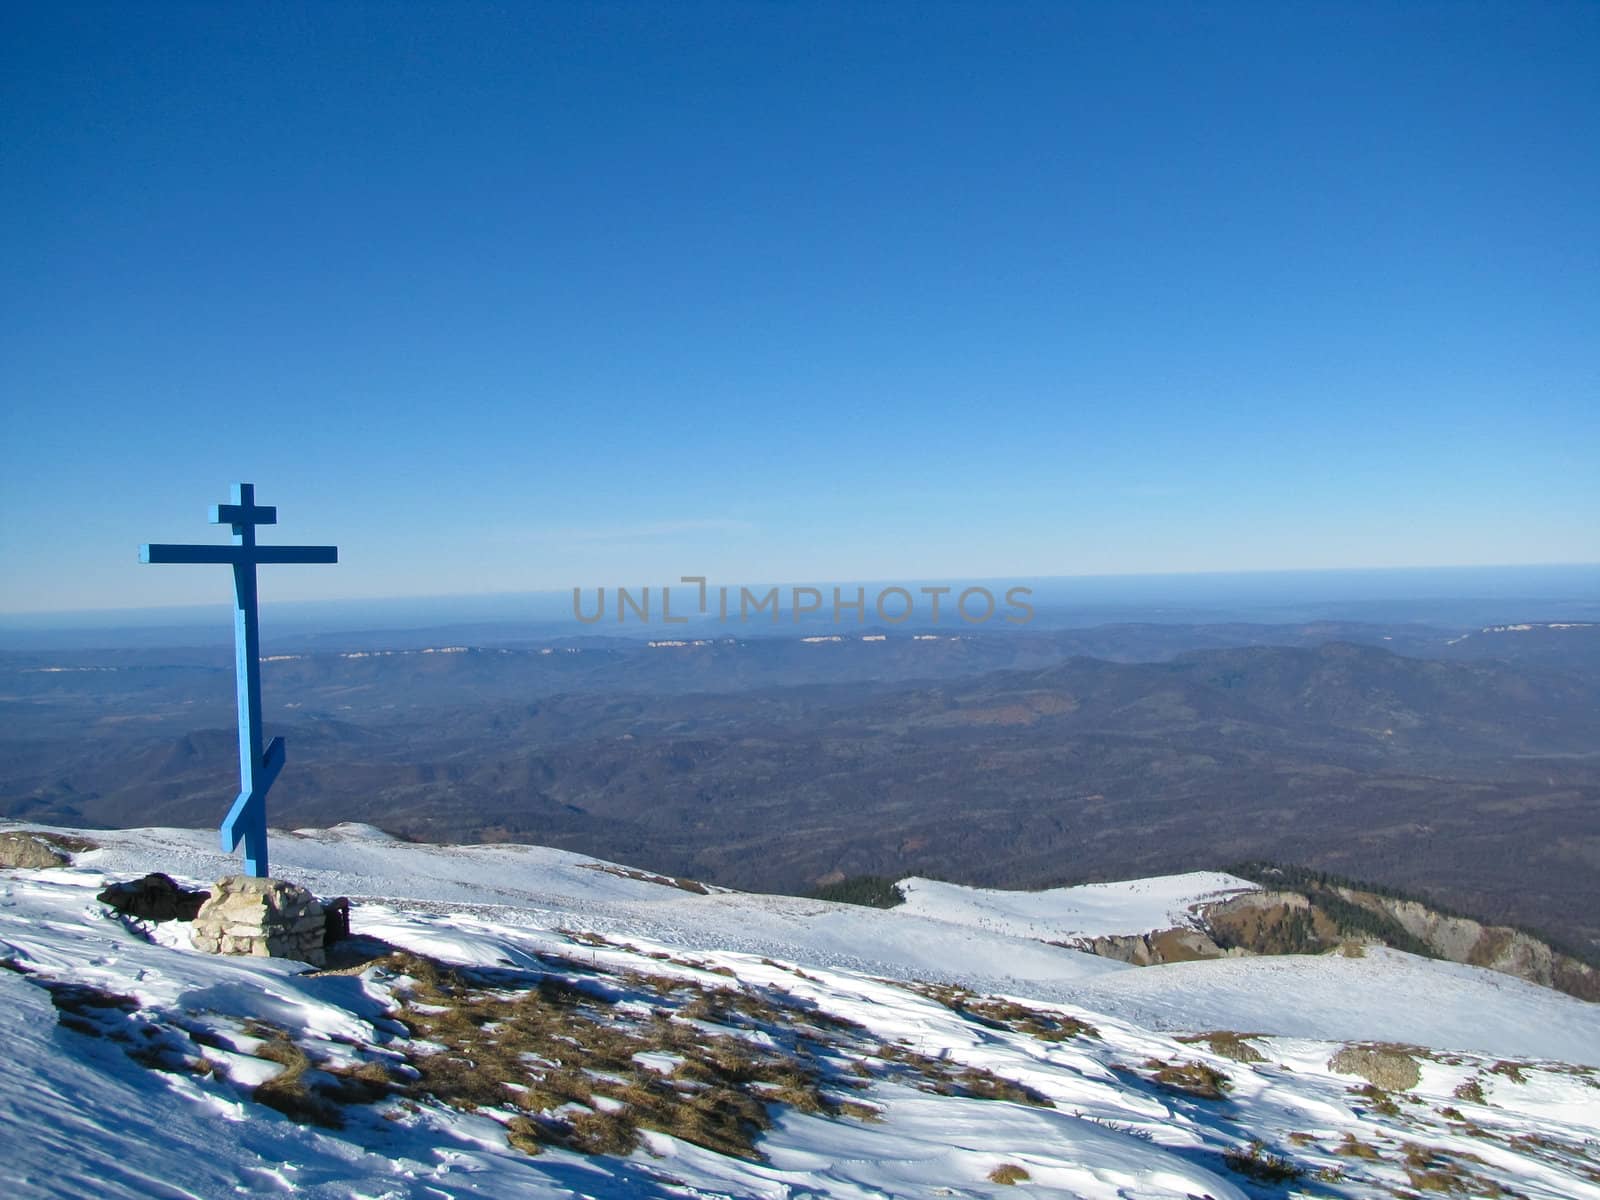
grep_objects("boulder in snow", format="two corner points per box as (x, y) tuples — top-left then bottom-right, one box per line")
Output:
(1327, 1043), (1422, 1091)
(0, 832), (70, 870)
(97, 873), (209, 922)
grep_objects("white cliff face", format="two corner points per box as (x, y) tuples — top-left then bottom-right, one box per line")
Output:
(1334, 888), (1600, 998)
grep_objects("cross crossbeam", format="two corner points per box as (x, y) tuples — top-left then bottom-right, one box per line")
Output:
(141, 545), (338, 565)
(140, 484), (337, 877)
(212, 497), (276, 530)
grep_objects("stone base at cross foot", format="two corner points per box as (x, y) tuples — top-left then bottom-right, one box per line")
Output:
(189, 875), (328, 966)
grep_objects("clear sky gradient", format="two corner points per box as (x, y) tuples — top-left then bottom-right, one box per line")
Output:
(3, 2), (1596, 614)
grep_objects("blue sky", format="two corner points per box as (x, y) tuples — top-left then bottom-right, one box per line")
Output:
(3, 2), (1596, 614)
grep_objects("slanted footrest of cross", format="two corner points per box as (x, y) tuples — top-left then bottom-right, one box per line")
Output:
(221, 736), (286, 877)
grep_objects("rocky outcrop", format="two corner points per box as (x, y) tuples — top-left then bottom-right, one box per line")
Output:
(1202, 890), (1345, 954)
(1328, 1044), (1422, 1091)
(98, 873), (210, 922)
(1074, 927), (1236, 965)
(1065, 877), (1600, 1004)
(0, 832), (70, 869)
(190, 876), (327, 966)
(1332, 889), (1600, 1001)
(1074, 891), (1331, 966)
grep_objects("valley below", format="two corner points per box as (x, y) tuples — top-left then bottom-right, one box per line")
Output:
(4, 620), (1598, 959)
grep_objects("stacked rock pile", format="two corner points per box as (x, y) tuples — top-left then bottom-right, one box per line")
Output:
(189, 875), (328, 966)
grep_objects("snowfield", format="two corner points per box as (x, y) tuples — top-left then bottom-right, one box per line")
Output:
(2, 822), (1598, 1200)
(896, 872), (1258, 941)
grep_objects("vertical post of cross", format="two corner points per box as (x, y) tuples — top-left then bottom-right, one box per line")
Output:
(221, 484), (270, 875)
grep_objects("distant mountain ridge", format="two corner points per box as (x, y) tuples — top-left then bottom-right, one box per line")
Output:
(4, 626), (1598, 956)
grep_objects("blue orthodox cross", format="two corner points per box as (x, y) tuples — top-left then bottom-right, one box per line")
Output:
(140, 484), (337, 878)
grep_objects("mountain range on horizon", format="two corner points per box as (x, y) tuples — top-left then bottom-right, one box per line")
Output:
(6, 619), (1599, 960)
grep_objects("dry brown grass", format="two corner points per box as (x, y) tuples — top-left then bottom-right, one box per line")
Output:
(566, 1109), (641, 1156)
(951, 1067), (1055, 1107)
(1399, 1143), (1506, 1196)
(42, 980), (137, 1015)
(1488, 1060), (1527, 1083)
(872, 1040), (1054, 1108)
(31, 935), (1116, 1172)
(988, 1163), (1031, 1184)
(1176, 1030), (1266, 1064)
(505, 1115), (549, 1155)
(836, 1099), (883, 1122)
(1224, 1140), (1302, 1183)
(383, 949), (885, 1160)
(1349, 1083), (1402, 1117)
(907, 982), (1097, 1042)
(1141, 1058), (1231, 1099)
(321, 1059), (398, 1104)
(35, 976), (229, 1077)
(1337, 1133), (1381, 1160)
(249, 1027), (344, 1127)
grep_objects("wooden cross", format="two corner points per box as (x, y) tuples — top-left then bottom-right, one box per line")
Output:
(141, 484), (337, 877)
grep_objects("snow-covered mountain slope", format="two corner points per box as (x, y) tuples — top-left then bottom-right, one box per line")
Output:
(897, 872), (1258, 941)
(77, 822), (1130, 990)
(1087, 949), (1600, 1065)
(4, 823), (1599, 1200)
